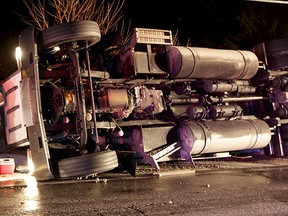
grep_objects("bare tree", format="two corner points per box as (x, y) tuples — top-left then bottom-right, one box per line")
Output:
(20, 0), (126, 35)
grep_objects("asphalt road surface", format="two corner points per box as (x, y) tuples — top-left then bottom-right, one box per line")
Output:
(1, 160), (288, 216)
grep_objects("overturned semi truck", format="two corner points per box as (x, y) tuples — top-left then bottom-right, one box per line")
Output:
(1, 20), (286, 180)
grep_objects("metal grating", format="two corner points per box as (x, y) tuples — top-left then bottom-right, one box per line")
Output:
(135, 28), (173, 45)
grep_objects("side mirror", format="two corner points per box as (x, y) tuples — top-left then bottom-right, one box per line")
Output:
(0, 92), (4, 107)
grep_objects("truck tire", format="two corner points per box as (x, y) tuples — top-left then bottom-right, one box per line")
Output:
(38, 20), (101, 50)
(262, 38), (288, 70)
(55, 150), (119, 179)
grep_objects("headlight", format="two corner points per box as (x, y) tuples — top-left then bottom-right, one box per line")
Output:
(15, 46), (22, 69)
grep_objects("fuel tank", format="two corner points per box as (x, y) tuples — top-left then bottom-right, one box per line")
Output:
(168, 46), (259, 80)
(178, 119), (271, 155)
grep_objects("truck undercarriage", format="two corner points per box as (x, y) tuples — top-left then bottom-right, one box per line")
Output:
(2, 20), (287, 181)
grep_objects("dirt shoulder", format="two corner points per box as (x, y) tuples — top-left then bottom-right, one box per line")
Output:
(148, 155), (288, 175)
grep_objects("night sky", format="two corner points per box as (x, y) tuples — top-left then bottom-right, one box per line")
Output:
(0, 0), (288, 79)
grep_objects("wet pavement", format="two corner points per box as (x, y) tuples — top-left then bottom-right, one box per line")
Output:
(1, 156), (288, 215)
